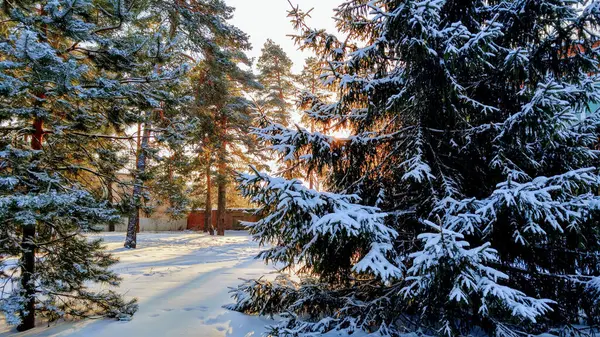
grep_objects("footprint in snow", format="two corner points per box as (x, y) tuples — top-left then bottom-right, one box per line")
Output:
(162, 308), (173, 312)
(183, 306), (208, 312)
(149, 314), (160, 318)
(216, 327), (226, 332)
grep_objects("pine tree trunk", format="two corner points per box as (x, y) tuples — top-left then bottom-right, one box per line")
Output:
(216, 175), (226, 236)
(216, 116), (227, 236)
(275, 58), (287, 126)
(17, 223), (36, 332)
(134, 122), (142, 235)
(280, 79), (293, 178)
(125, 119), (150, 249)
(205, 159), (213, 235)
(135, 212), (140, 234)
(107, 178), (115, 232)
(18, 117), (44, 331)
(309, 121), (315, 190)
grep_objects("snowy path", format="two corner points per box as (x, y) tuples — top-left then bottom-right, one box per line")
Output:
(0, 231), (276, 337)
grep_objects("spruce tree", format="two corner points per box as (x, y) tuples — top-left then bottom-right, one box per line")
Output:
(0, 0), (153, 330)
(230, 1), (600, 336)
(121, 0), (251, 248)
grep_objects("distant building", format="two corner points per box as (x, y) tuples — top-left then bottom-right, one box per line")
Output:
(100, 203), (188, 232)
(100, 172), (187, 232)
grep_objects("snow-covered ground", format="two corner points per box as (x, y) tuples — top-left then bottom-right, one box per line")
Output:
(0, 231), (276, 337)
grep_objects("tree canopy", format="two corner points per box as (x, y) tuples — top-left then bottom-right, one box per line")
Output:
(229, 1), (600, 336)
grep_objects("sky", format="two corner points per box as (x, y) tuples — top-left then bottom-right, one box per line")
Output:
(224, 0), (339, 73)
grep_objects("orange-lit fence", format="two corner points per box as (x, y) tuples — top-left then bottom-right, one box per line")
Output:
(187, 209), (259, 231)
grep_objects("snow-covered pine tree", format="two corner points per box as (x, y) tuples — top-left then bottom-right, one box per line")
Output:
(0, 146), (138, 330)
(230, 1), (600, 336)
(0, 0), (202, 329)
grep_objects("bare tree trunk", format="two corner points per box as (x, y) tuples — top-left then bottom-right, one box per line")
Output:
(125, 118), (150, 249)
(205, 158), (213, 235)
(17, 117), (44, 331)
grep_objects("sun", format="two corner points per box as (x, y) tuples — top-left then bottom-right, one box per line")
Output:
(329, 128), (351, 139)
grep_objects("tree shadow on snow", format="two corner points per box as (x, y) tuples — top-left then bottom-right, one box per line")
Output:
(203, 310), (274, 337)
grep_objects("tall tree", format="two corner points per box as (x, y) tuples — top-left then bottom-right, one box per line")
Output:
(190, 59), (223, 235)
(214, 79), (267, 236)
(255, 40), (296, 179)
(190, 46), (263, 236)
(0, 0), (164, 329)
(205, 154), (214, 234)
(229, 1), (600, 337)
(296, 56), (332, 190)
(256, 39), (295, 126)
(96, 137), (129, 232)
(121, 0), (251, 248)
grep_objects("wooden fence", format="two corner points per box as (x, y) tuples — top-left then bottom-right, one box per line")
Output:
(187, 209), (259, 231)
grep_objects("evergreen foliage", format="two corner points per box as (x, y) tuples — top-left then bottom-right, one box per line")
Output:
(230, 1), (600, 336)
(121, 0), (250, 247)
(0, 146), (138, 327)
(296, 56), (333, 189)
(186, 28), (264, 235)
(0, 0), (201, 328)
(256, 39), (295, 126)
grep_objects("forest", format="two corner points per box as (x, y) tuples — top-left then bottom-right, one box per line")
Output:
(2, 0), (600, 336)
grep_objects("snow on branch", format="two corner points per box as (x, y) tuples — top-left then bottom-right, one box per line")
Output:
(431, 167), (600, 244)
(237, 168), (402, 281)
(477, 167), (600, 235)
(403, 220), (554, 324)
(496, 77), (600, 145)
(252, 122), (336, 163)
(400, 127), (435, 183)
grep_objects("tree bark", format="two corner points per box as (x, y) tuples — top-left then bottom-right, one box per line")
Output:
(275, 57), (288, 126)
(216, 116), (227, 236)
(18, 117), (44, 331)
(216, 173), (226, 236)
(134, 122), (142, 235)
(17, 223), (36, 332)
(204, 158), (213, 235)
(309, 121), (315, 190)
(125, 118), (150, 249)
(107, 178), (115, 232)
